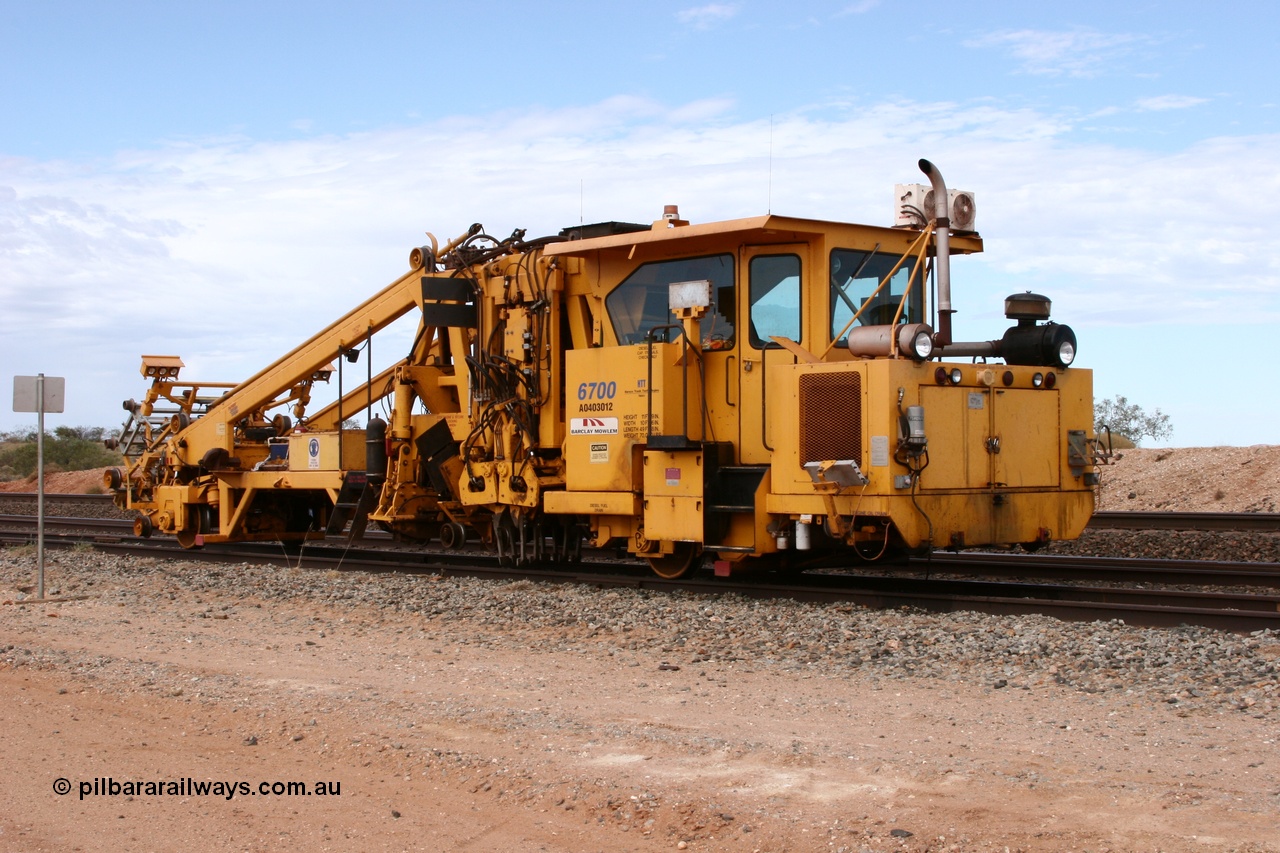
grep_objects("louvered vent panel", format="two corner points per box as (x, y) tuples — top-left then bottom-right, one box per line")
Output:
(798, 373), (862, 465)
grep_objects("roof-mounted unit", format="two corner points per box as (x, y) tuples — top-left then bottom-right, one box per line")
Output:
(894, 183), (977, 232)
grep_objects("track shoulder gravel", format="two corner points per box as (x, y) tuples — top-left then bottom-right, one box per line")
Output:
(2, 546), (1279, 851)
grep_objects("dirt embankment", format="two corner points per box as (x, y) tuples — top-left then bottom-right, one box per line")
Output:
(8, 446), (1280, 514)
(1095, 446), (1280, 513)
(0, 468), (110, 494)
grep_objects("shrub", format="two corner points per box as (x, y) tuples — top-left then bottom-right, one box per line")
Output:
(0, 427), (124, 477)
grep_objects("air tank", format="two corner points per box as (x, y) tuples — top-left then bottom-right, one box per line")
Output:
(366, 416), (388, 484)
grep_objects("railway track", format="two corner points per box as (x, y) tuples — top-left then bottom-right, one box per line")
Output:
(4, 493), (1279, 531)
(3, 507), (1279, 633)
(909, 551), (1280, 588)
(1090, 510), (1280, 531)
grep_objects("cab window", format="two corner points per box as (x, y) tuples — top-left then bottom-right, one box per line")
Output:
(749, 254), (801, 348)
(829, 248), (922, 342)
(606, 254), (735, 349)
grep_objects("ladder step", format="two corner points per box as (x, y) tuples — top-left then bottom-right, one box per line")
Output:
(346, 485), (380, 540)
(324, 473), (370, 537)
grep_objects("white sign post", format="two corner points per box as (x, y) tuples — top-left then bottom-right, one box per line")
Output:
(12, 374), (65, 601)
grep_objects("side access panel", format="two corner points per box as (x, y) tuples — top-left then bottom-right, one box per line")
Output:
(642, 449), (704, 542)
(917, 386), (990, 490)
(991, 389), (1060, 488)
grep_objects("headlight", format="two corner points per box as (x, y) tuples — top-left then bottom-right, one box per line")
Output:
(907, 329), (933, 360)
(894, 322), (935, 361)
(1057, 338), (1075, 366)
(1001, 322), (1077, 369)
(849, 322), (935, 361)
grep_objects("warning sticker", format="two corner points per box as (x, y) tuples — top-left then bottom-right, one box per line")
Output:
(590, 442), (609, 464)
(870, 435), (889, 467)
(307, 437), (321, 470)
(665, 467), (680, 487)
(570, 417), (619, 435)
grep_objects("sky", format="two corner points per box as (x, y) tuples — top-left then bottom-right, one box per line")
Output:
(2, 1), (1277, 447)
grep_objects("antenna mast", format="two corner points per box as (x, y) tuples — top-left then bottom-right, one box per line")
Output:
(768, 114), (774, 214)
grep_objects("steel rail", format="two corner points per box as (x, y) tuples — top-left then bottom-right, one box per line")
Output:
(6, 528), (1277, 633)
(1089, 510), (1280, 531)
(4, 494), (1280, 532)
(909, 551), (1280, 588)
(0, 493), (117, 504)
(0, 515), (133, 534)
(3, 514), (1277, 589)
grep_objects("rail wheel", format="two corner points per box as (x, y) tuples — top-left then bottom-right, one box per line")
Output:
(176, 505), (212, 549)
(440, 521), (467, 550)
(646, 542), (700, 579)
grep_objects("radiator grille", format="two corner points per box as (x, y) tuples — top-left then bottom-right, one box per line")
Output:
(798, 372), (862, 465)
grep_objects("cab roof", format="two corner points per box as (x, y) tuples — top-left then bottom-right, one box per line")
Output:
(543, 213), (983, 257)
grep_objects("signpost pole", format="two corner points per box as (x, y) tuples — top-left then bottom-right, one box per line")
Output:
(12, 373), (63, 602)
(36, 373), (46, 600)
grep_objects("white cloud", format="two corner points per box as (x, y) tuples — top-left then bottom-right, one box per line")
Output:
(2, 96), (1278, 435)
(1135, 94), (1209, 112)
(967, 28), (1145, 78)
(835, 0), (880, 15)
(676, 4), (739, 30)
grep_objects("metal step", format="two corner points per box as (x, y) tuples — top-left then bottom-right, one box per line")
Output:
(324, 471), (372, 538)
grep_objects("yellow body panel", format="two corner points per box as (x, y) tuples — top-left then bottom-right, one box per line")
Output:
(642, 449), (705, 542)
(563, 342), (706, 491)
(765, 358), (1095, 548)
(287, 431), (366, 472)
(543, 491), (640, 515)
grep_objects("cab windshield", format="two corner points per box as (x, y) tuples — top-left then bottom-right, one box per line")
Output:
(605, 254), (735, 348)
(829, 248), (923, 343)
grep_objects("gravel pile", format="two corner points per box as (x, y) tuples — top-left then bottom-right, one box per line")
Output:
(4, 546), (1277, 719)
(0, 494), (133, 520)
(1047, 528), (1280, 563)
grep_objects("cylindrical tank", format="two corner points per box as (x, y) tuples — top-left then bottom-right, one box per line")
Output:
(366, 416), (388, 484)
(795, 520), (812, 551)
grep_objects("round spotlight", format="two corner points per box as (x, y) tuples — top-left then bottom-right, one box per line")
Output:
(949, 368), (963, 385)
(1000, 322), (1078, 369)
(1044, 372), (1057, 389)
(935, 366), (948, 385)
(908, 329), (933, 360)
(1032, 372), (1044, 388)
(1057, 338), (1076, 367)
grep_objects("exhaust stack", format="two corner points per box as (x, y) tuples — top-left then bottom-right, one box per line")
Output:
(918, 159), (953, 346)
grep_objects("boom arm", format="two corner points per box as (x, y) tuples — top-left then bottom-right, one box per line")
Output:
(169, 267), (425, 463)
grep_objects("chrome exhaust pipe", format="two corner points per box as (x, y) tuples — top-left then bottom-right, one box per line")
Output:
(918, 159), (953, 346)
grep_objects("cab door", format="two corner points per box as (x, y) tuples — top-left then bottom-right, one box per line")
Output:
(738, 245), (806, 464)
